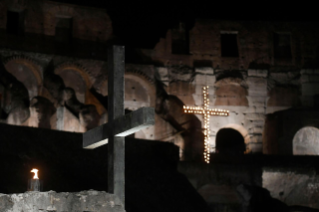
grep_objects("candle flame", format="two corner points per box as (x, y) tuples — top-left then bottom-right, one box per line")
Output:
(31, 169), (39, 179)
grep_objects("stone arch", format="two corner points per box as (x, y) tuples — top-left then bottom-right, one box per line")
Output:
(4, 56), (43, 100)
(54, 63), (92, 104)
(98, 70), (157, 143)
(293, 126), (319, 155)
(216, 124), (250, 154)
(98, 71), (156, 110)
(124, 72), (156, 109)
(214, 77), (248, 106)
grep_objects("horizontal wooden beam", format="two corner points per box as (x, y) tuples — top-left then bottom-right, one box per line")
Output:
(83, 107), (155, 149)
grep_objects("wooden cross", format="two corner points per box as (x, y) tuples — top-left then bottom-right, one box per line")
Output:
(183, 86), (229, 163)
(83, 46), (155, 206)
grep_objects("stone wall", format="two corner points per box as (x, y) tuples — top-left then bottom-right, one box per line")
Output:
(0, 0), (112, 42)
(263, 109), (319, 155)
(179, 154), (319, 210)
(0, 190), (125, 212)
(263, 167), (319, 209)
(2, 48), (319, 156)
(1, 15), (319, 157)
(150, 20), (319, 69)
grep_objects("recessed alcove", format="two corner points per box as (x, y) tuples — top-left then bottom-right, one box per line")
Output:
(293, 126), (319, 155)
(215, 128), (246, 155)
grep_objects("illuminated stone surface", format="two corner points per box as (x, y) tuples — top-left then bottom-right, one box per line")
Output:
(0, 5), (319, 158)
(263, 169), (319, 208)
(293, 127), (319, 155)
(0, 190), (125, 212)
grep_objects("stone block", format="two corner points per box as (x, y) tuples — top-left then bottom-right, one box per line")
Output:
(301, 69), (314, 75)
(63, 107), (84, 133)
(247, 69), (268, 78)
(252, 126), (264, 134)
(226, 112), (245, 125)
(262, 169), (319, 208)
(300, 75), (309, 83)
(245, 113), (265, 121)
(255, 106), (265, 113)
(192, 94), (203, 106)
(241, 106), (256, 114)
(195, 67), (214, 75)
(270, 72), (289, 83)
(0, 190), (125, 212)
(301, 74), (319, 83)
(194, 74), (216, 86)
(247, 77), (267, 96)
(249, 134), (263, 143)
(301, 83), (319, 96)
(248, 142), (263, 153)
(169, 71), (192, 81)
(247, 96), (266, 107)
(253, 119), (265, 126)
(50, 106), (83, 132)
(156, 67), (169, 82)
(197, 184), (241, 204)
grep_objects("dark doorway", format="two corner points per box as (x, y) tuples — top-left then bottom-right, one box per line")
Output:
(221, 33), (239, 57)
(6, 10), (25, 35)
(55, 17), (73, 43)
(274, 33), (292, 59)
(171, 22), (189, 55)
(216, 128), (245, 155)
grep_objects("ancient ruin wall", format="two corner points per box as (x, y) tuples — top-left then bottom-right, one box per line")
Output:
(0, 190), (125, 212)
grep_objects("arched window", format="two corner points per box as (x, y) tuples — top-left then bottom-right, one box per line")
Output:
(293, 126), (319, 155)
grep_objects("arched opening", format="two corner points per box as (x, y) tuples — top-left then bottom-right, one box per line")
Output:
(98, 72), (156, 110)
(4, 57), (42, 100)
(216, 124), (249, 155)
(55, 64), (92, 104)
(214, 77), (248, 106)
(293, 126), (319, 155)
(216, 128), (246, 155)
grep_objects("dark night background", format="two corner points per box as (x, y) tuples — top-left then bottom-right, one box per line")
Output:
(47, 1), (319, 48)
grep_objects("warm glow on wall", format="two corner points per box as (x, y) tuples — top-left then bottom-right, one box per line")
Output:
(183, 86), (229, 163)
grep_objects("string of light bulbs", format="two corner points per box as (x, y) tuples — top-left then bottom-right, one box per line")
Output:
(183, 86), (229, 163)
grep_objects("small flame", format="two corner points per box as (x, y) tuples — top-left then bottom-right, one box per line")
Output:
(31, 169), (39, 179)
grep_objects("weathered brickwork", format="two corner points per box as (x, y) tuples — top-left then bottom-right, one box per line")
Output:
(0, 0), (112, 42)
(0, 0), (319, 157)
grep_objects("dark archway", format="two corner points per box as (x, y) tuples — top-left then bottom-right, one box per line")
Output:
(216, 128), (245, 155)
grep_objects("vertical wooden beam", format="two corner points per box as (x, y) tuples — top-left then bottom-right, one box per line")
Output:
(107, 46), (125, 205)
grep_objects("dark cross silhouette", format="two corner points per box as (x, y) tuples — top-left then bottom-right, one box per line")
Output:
(83, 46), (155, 206)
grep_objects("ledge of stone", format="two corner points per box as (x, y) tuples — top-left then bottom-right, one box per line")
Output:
(0, 190), (125, 212)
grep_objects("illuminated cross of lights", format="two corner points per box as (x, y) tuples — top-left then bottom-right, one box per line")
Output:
(183, 86), (229, 163)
